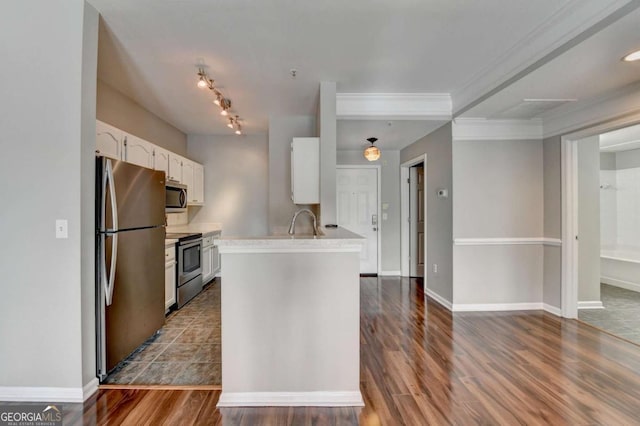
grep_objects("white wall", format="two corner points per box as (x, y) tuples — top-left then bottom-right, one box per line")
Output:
(452, 138), (544, 306)
(0, 0), (86, 390)
(577, 136), (601, 303)
(187, 135), (269, 237)
(337, 151), (401, 272)
(318, 82), (337, 226)
(81, 1), (99, 387)
(400, 123), (453, 302)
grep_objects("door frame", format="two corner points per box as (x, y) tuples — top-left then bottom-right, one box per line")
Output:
(561, 114), (640, 318)
(336, 165), (382, 275)
(400, 154), (428, 278)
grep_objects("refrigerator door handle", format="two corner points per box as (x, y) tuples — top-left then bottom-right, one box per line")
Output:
(106, 233), (118, 306)
(106, 159), (119, 232)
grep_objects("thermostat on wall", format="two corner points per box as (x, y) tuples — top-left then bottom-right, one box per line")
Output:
(437, 189), (448, 199)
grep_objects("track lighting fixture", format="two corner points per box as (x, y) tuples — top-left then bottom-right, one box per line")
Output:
(195, 67), (244, 133)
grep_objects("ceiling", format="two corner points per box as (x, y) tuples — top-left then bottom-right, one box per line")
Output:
(461, 5), (640, 120)
(336, 120), (445, 151)
(88, 0), (609, 136)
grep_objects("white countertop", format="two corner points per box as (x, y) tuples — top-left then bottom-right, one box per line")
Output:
(215, 227), (364, 253)
(166, 222), (222, 236)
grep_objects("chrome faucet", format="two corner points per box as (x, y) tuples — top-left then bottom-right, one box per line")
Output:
(288, 209), (318, 236)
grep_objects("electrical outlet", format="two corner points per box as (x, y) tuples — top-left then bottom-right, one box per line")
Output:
(56, 219), (68, 239)
(382, 213), (388, 221)
(433, 263), (438, 274)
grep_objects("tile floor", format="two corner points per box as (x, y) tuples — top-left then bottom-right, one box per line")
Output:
(104, 279), (221, 385)
(579, 283), (640, 345)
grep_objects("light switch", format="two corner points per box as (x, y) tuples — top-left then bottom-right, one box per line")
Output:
(56, 219), (68, 239)
(382, 213), (388, 221)
(382, 203), (389, 210)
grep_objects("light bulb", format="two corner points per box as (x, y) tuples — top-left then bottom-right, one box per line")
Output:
(235, 129), (242, 135)
(623, 49), (640, 62)
(221, 109), (228, 116)
(197, 76), (208, 89)
(214, 94), (222, 106)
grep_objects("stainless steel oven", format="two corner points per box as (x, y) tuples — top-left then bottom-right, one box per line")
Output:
(169, 233), (203, 308)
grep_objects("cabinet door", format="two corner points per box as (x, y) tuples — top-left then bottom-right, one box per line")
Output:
(202, 245), (212, 283)
(96, 120), (123, 160)
(165, 260), (176, 311)
(291, 137), (320, 204)
(182, 159), (195, 203)
(154, 146), (170, 178)
(168, 155), (183, 183)
(125, 134), (154, 169)
(193, 163), (205, 204)
(212, 244), (220, 276)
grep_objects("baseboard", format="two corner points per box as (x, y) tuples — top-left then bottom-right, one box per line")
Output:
(452, 302), (544, 312)
(578, 301), (604, 309)
(379, 270), (401, 276)
(601, 276), (640, 293)
(424, 288), (453, 311)
(216, 391), (365, 407)
(0, 386), (85, 402)
(83, 378), (99, 401)
(543, 303), (562, 316)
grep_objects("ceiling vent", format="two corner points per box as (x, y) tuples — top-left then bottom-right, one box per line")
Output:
(491, 98), (576, 119)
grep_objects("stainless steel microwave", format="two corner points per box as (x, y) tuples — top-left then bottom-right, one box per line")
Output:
(166, 182), (188, 212)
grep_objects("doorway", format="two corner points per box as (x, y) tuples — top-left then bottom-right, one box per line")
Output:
(409, 164), (425, 277)
(562, 118), (640, 333)
(336, 166), (381, 274)
(400, 154), (428, 278)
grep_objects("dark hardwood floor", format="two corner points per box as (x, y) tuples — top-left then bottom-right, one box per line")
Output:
(64, 277), (640, 425)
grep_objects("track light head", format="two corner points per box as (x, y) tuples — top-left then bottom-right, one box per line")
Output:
(197, 68), (209, 89)
(235, 123), (242, 135)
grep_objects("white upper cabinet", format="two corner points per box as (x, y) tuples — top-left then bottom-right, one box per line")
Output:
(182, 158), (195, 201)
(96, 120), (123, 160)
(168, 154), (183, 183)
(124, 134), (154, 169)
(193, 163), (205, 204)
(154, 146), (170, 178)
(291, 137), (320, 204)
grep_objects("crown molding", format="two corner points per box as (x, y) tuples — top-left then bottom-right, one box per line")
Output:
(452, 118), (543, 141)
(452, 0), (638, 116)
(336, 93), (451, 120)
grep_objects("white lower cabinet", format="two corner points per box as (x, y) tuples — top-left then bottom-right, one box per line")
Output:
(202, 232), (221, 283)
(165, 245), (176, 311)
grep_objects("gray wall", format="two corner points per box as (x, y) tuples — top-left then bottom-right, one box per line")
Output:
(453, 139), (543, 238)
(81, 2), (99, 386)
(268, 116), (317, 234)
(187, 135), (269, 237)
(401, 123), (453, 302)
(0, 0), (85, 388)
(319, 82), (337, 226)
(578, 136), (601, 302)
(615, 148), (640, 170)
(543, 136), (562, 309)
(600, 152), (616, 170)
(337, 150), (401, 272)
(97, 80), (188, 157)
(452, 138), (543, 305)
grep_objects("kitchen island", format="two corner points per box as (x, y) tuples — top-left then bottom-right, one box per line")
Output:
(214, 227), (364, 407)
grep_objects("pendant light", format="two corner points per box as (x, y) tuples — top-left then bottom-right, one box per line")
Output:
(364, 137), (381, 161)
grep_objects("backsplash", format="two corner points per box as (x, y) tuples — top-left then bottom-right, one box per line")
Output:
(166, 211), (188, 226)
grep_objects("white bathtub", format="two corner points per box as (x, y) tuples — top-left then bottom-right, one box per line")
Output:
(601, 248), (640, 293)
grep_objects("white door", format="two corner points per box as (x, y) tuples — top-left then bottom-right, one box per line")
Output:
(165, 260), (176, 310)
(125, 134), (154, 169)
(168, 155), (183, 182)
(193, 163), (204, 204)
(336, 168), (378, 274)
(182, 160), (195, 203)
(202, 244), (212, 283)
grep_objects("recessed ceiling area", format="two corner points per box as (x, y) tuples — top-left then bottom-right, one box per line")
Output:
(460, 5), (640, 120)
(88, 0), (606, 135)
(337, 120), (445, 151)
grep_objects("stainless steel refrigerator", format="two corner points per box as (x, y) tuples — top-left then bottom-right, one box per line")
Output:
(96, 157), (166, 380)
